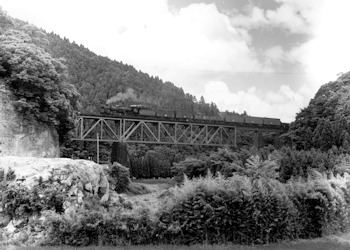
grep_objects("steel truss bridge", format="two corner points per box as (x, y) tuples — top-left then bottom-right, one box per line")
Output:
(73, 114), (288, 147)
(73, 115), (236, 146)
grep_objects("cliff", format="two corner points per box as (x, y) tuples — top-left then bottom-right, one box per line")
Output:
(0, 84), (60, 157)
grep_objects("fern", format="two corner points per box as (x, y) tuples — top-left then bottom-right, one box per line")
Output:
(235, 155), (279, 180)
(0, 166), (16, 186)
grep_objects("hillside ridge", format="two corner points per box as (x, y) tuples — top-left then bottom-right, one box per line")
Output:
(0, 8), (220, 117)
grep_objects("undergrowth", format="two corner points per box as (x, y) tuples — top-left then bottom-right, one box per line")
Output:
(2, 154), (350, 247)
(38, 170), (350, 246)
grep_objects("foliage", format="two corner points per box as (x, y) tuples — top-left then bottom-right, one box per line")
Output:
(41, 25), (220, 116)
(43, 207), (158, 246)
(286, 72), (350, 152)
(3, 146), (350, 247)
(39, 169), (350, 246)
(233, 155), (279, 180)
(171, 157), (208, 182)
(0, 166), (16, 183)
(158, 174), (299, 245)
(128, 144), (204, 179)
(0, 10), (225, 149)
(158, 172), (350, 245)
(170, 147), (281, 182)
(107, 162), (131, 193)
(278, 146), (337, 182)
(129, 144), (350, 183)
(286, 171), (350, 238)
(333, 154), (350, 175)
(43, 209), (104, 246)
(0, 177), (66, 220)
(208, 148), (241, 177)
(0, 29), (80, 143)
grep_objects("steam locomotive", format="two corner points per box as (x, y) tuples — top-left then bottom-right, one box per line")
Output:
(100, 104), (286, 127)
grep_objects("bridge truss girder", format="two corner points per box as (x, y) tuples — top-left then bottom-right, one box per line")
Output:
(73, 116), (236, 146)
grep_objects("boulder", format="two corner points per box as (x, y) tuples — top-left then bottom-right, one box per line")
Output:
(0, 156), (110, 208)
(0, 156), (140, 246)
(13, 231), (28, 243)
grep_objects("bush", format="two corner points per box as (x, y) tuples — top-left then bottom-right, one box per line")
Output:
(287, 171), (350, 238)
(43, 210), (104, 246)
(107, 162), (131, 193)
(7, 147), (350, 247)
(171, 157), (208, 182)
(40, 171), (350, 246)
(158, 170), (350, 245)
(158, 175), (298, 245)
(0, 177), (65, 221)
(43, 207), (159, 246)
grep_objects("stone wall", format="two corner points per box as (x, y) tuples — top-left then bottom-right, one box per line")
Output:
(0, 84), (60, 157)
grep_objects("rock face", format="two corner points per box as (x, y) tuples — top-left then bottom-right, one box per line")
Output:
(0, 156), (114, 246)
(0, 85), (59, 157)
(0, 156), (110, 205)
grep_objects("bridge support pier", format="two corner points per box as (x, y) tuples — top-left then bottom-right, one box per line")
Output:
(253, 131), (263, 149)
(273, 132), (282, 149)
(111, 142), (128, 166)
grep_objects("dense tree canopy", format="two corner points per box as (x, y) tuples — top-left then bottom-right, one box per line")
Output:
(44, 33), (219, 115)
(0, 28), (80, 143)
(286, 72), (350, 151)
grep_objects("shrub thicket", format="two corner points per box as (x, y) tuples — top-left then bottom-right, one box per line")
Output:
(169, 146), (350, 183)
(3, 148), (350, 247)
(39, 171), (350, 246)
(158, 174), (299, 245)
(1, 172), (65, 217)
(43, 207), (159, 246)
(157, 172), (350, 244)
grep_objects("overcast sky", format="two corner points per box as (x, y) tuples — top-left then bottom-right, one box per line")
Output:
(0, 0), (349, 122)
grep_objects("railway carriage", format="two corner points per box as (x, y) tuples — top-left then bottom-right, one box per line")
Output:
(100, 105), (283, 127)
(245, 116), (264, 125)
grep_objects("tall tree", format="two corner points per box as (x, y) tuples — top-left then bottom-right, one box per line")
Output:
(287, 72), (350, 151)
(0, 29), (80, 143)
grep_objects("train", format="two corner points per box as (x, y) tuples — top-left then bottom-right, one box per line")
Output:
(100, 104), (285, 127)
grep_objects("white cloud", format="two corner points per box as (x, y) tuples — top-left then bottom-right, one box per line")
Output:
(202, 80), (305, 122)
(228, 0), (350, 120)
(264, 45), (286, 69)
(106, 3), (265, 82)
(230, 6), (268, 29)
(286, 0), (350, 99)
(266, 0), (321, 34)
(231, 0), (322, 34)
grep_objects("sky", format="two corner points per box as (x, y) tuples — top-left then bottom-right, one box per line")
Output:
(0, 0), (349, 122)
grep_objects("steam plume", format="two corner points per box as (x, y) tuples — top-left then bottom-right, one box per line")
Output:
(106, 88), (137, 105)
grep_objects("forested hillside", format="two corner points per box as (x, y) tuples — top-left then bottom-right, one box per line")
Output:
(286, 72), (350, 151)
(0, 8), (219, 116)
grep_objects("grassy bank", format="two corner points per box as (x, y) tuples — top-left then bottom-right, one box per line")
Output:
(3, 237), (350, 250)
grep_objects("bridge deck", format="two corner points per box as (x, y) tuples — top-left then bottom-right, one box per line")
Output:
(72, 114), (288, 146)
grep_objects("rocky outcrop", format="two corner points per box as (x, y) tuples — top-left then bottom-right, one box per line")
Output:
(0, 156), (110, 205)
(0, 84), (59, 157)
(0, 156), (115, 246)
